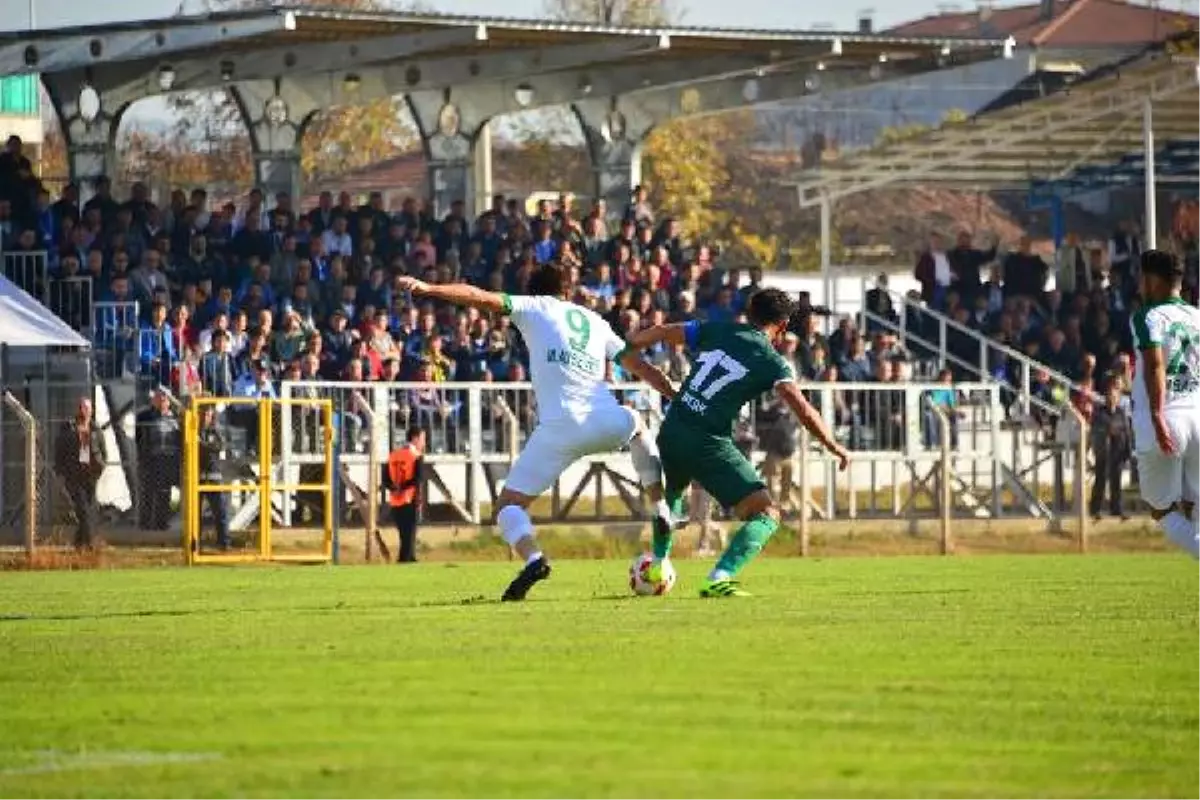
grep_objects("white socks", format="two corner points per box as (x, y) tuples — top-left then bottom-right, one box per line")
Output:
(497, 504), (544, 565)
(497, 505), (533, 548)
(654, 498), (673, 525)
(1159, 511), (1199, 559)
(629, 432), (664, 488)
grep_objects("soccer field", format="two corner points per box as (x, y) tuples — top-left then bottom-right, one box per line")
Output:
(0, 554), (1196, 798)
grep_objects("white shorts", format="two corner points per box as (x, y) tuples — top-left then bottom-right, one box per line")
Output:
(1136, 412), (1200, 510)
(503, 405), (639, 498)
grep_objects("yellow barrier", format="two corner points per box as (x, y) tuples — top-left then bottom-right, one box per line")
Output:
(182, 396), (335, 565)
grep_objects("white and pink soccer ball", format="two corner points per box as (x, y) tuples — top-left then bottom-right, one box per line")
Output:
(629, 553), (677, 596)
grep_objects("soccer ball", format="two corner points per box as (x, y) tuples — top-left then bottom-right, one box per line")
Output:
(629, 553), (676, 596)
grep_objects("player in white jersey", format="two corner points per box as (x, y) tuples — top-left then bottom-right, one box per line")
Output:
(1130, 250), (1200, 558)
(397, 265), (678, 600)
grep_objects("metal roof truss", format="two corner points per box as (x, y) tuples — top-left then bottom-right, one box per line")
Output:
(793, 56), (1199, 207)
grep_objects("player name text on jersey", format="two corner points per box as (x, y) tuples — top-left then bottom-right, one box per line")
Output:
(679, 391), (708, 415)
(545, 347), (602, 375)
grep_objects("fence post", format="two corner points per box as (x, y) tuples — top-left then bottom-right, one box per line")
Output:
(819, 387), (836, 520)
(988, 384), (1003, 517)
(798, 427), (811, 557)
(938, 318), (948, 370)
(365, 430), (379, 562)
(1066, 405), (1090, 554)
(279, 383), (294, 527)
(3, 391), (37, 557)
(331, 436), (342, 565)
(350, 390), (379, 563)
(468, 385), (483, 525)
(931, 404), (953, 555)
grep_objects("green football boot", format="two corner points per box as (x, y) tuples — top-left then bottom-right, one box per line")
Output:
(699, 579), (751, 598)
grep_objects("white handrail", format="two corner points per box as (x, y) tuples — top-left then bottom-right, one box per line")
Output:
(897, 290), (1085, 392)
(863, 283), (1096, 413)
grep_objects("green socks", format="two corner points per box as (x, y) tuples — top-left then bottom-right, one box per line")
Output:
(651, 494), (685, 560)
(712, 513), (779, 579)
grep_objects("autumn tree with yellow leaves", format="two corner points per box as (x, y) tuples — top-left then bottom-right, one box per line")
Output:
(540, 0), (798, 268)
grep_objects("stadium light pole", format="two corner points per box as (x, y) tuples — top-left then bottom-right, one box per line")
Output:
(819, 192), (833, 312)
(1142, 97), (1157, 250)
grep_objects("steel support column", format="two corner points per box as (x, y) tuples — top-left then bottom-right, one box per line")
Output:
(42, 70), (146, 196)
(571, 63), (824, 219)
(1049, 195), (1065, 249)
(233, 79), (321, 202)
(473, 121), (493, 218)
(819, 194), (833, 310)
(407, 91), (483, 218)
(573, 98), (654, 221)
(1142, 97), (1157, 249)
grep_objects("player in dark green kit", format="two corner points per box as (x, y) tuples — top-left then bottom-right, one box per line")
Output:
(627, 288), (850, 597)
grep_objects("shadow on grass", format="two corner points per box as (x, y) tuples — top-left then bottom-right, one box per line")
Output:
(0, 595), (508, 623)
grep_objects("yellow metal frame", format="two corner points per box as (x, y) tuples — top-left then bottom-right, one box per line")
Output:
(182, 397), (335, 565)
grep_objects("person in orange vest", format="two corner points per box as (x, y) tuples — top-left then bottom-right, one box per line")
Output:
(386, 425), (426, 563)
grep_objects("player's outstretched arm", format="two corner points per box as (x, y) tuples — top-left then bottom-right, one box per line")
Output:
(395, 276), (505, 313)
(626, 323), (688, 350)
(618, 351), (679, 401)
(775, 380), (850, 471)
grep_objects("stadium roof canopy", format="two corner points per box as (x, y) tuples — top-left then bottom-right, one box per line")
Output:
(2, 5), (1012, 116)
(788, 38), (1199, 208)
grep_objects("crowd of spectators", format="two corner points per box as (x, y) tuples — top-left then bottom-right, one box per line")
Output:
(898, 216), (1199, 514)
(0, 133), (946, 454)
(4, 130), (1197, 461)
(904, 219), (1199, 424)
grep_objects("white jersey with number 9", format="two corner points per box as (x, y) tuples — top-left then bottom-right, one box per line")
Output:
(501, 293), (627, 423)
(498, 293), (639, 498)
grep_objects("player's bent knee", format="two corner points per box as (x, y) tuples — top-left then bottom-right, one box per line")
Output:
(496, 487), (535, 511)
(733, 489), (775, 521)
(629, 432), (663, 487)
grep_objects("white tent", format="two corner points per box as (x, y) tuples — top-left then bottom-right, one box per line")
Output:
(0, 274), (90, 349)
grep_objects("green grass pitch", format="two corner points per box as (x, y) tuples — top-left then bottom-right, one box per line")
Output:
(0, 554), (1196, 798)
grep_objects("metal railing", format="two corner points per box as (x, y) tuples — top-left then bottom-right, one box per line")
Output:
(2, 251), (48, 301)
(266, 379), (1057, 525)
(0, 249), (102, 350)
(47, 275), (94, 334)
(0, 377), (1106, 538)
(90, 301), (141, 380)
(861, 281), (1095, 415)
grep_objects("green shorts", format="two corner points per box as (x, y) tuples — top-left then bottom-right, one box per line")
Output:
(657, 419), (765, 511)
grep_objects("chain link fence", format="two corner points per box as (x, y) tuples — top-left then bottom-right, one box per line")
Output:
(0, 392), (39, 552)
(0, 382), (198, 549)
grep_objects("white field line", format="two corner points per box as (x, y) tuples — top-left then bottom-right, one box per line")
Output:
(0, 750), (221, 776)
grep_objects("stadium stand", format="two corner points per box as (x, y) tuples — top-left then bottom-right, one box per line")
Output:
(0, 131), (1196, 469)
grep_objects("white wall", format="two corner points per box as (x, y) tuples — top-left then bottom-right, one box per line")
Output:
(759, 266), (920, 318)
